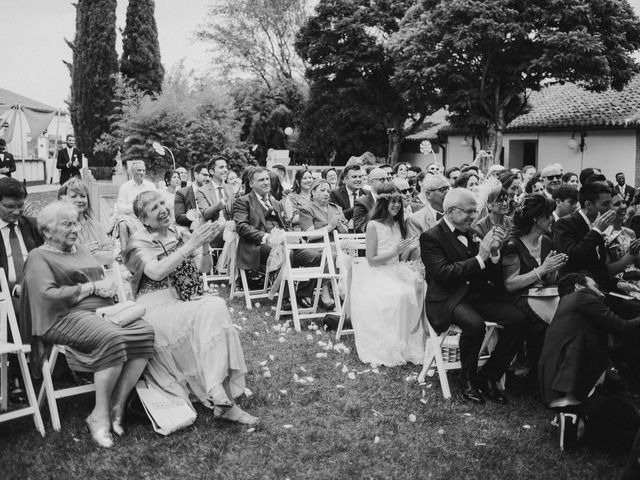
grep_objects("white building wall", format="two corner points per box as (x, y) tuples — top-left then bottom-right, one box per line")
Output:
(444, 130), (637, 181)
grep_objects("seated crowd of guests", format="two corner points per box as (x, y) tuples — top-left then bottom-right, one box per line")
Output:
(7, 156), (640, 475)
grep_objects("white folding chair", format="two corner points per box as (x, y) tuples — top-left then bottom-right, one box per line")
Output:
(38, 265), (129, 431)
(275, 229), (342, 331)
(0, 269), (45, 436)
(333, 232), (367, 340)
(418, 318), (500, 399)
(228, 236), (279, 310)
(202, 247), (234, 289)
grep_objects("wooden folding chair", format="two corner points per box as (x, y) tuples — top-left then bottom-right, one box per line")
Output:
(38, 265), (129, 431)
(275, 229), (342, 331)
(0, 268), (45, 436)
(418, 319), (501, 399)
(333, 232), (367, 340)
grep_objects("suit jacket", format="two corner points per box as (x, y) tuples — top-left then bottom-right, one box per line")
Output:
(538, 289), (640, 405)
(1, 216), (42, 281)
(420, 221), (502, 333)
(196, 182), (235, 221)
(616, 184), (635, 205)
(406, 203), (438, 238)
(353, 192), (375, 233)
(552, 211), (607, 287)
(0, 152), (16, 177)
(233, 192), (288, 270)
(174, 185), (198, 227)
(56, 147), (82, 184)
(329, 185), (365, 221)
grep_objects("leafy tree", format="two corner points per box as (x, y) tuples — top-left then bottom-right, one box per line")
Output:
(121, 0), (164, 95)
(195, 0), (311, 89)
(95, 72), (250, 173)
(295, 0), (427, 164)
(66, 0), (118, 166)
(390, 0), (640, 164)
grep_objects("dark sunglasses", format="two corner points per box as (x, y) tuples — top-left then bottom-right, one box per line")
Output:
(400, 188), (412, 194)
(428, 186), (451, 194)
(544, 174), (562, 180)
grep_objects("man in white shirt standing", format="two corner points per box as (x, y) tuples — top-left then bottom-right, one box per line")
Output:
(116, 161), (156, 216)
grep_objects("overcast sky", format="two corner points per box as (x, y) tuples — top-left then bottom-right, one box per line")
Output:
(3, 0), (640, 109)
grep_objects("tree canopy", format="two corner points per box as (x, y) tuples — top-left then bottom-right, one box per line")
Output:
(389, 0), (640, 164)
(295, 0), (425, 164)
(66, 0), (118, 166)
(121, 0), (164, 95)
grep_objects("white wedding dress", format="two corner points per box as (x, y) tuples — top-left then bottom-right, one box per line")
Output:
(351, 221), (425, 366)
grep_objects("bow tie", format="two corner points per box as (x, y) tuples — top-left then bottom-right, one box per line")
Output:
(453, 228), (469, 238)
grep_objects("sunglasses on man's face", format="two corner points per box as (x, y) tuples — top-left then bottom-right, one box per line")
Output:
(544, 174), (562, 180)
(400, 188), (412, 194)
(428, 186), (450, 194)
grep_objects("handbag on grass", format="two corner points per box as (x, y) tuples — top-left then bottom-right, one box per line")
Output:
(96, 301), (146, 327)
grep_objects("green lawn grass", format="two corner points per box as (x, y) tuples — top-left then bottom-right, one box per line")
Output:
(0, 190), (628, 479)
(0, 290), (628, 480)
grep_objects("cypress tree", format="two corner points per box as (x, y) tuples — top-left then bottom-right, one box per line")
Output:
(66, 0), (118, 166)
(121, 0), (164, 95)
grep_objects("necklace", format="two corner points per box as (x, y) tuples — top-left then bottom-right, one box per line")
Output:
(42, 243), (76, 254)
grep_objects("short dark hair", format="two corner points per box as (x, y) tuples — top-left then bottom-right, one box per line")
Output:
(579, 167), (601, 185)
(552, 184), (578, 202)
(0, 177), (27, 201)
(208, 157), (227, 171)
(460, 165), (479, 175)
(444, 167), (460, 179)
(321, 167), (337, 179)
(342, 164), (362, 178)
(616, 172), (625, 178)
(578, 181), (611, 206)
(454, 171), (478, 189)
(524, 173), (542, 194)
(557, 272), (589, 297)
(408, 166), (422, 174)
(192, 162), (207, 178)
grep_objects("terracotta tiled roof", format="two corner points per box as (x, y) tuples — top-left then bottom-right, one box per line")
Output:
(405, 75), (640, 139)
(509, 76), (640, 131)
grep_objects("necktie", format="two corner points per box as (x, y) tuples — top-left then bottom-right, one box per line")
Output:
(436, 212), (444, 221)
(8, 224), (24, 283)
(217, 186), (226, 202)
(453, 228), (470, 247)
(352, 191), (358, 207)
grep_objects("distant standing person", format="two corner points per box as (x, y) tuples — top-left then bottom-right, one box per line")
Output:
(0, 139), (16, 178)
(57, 134), (82, 184)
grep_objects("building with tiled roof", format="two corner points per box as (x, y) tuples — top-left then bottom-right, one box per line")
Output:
(402, 75), (640, 183)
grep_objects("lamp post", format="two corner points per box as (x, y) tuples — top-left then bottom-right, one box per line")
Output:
(152, 141), (176, 170)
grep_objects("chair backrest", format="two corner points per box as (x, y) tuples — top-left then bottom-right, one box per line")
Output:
(282, 228), (337, 276)
(333, 231), (367, 272)
(0, 268), (22, 346)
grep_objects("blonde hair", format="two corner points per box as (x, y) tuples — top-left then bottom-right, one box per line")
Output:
(57, 178), (93, 218)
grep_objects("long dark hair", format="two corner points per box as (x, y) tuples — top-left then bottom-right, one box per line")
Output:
(270, 172), (284, 201)
(369, 183), (407, 238)
(292, 168), (312, 194)
(512, 193), (556, 237)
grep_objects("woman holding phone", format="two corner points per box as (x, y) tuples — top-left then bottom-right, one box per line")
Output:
(350, 184), (425, 366)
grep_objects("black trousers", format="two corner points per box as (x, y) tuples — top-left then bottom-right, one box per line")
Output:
(258, 243), (323, 298)
(450, 296), (528, 382)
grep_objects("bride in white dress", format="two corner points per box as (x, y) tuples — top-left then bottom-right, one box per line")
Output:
(351, 184), (426, 366)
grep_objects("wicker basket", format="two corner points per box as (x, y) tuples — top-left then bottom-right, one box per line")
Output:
(440, 333), (461, 363)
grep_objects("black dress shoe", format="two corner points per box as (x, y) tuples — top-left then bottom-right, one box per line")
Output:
(477, 376), (508, 405)
(9, 387), (28, 405)
(459, 379), (485, 404)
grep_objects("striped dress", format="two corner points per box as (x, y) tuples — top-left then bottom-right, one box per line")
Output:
(21, 245), (154, 372)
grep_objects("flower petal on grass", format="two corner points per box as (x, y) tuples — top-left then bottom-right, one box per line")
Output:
(348, 372), (356, 380)
(259, 360), (268, 366)
(279, 389), (288, 394)
(306, 334), (314, 341)
(283, 425), (293, 429)
(371, 368), (379, 374)
(247, 428), (256, 433)
(437, 428), (445, 435)
(254, 302), (261, 308)
(233, 324), (243, 330)
(299, 366), (308, 373)
(244, 388), (253, 397)
(408, 414), (417, 423)
(269, 354), (275, 361)
(374, 436), (381, 444)
(315, 352), (328, 358)
(522, 425), (531, 429)
(263, 371), (271, 378)
(341, 365), (349, 373)
(315, 330), (322, 336)
(278, 336), (286, 343)
(419, 398), (428, 405)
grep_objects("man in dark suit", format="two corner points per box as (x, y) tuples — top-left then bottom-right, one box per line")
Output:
(353, 167), (389, 233)
(615, 172), (635, 205)
(0, 177), (43, 402)
(175, 162), (210, 228)
(56, 134), (82, 184)
(197, 157), (235, 247)
(0, 139), (16, 177)
(539, 273), (640, 452)
(553, 182), (620, 290)
(329, 164), (365, 230)
(421, 188), (527, 404)
(233, 167), (320, 299)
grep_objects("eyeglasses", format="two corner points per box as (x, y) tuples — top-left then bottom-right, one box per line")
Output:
(451, 206), (478, 216)
(428, 186), (450, 194)
(400, 188), (412, 194)
(544, 174), (562, 180)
